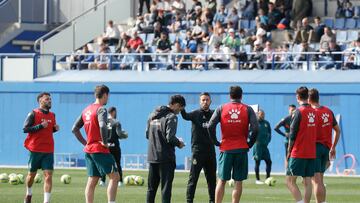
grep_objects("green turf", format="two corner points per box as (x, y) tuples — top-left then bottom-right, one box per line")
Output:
(0, 168), (359, 203)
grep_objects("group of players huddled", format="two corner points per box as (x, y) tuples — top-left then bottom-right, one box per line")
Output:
(22, 84), (340, 203)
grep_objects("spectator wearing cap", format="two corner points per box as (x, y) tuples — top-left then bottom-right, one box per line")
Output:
(103, 20), (120, 46)
(128, 31), (144, 51)
(222, 28), (240, 54)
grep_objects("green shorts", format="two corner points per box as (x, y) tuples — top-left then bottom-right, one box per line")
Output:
(28, 152), (54, 172)
(253, 144), (271, 161)
(218, 151), (248, 181)
(287, 157), (315, 177)
(85, 153), (118, 177)
(315, 143), (330, 173)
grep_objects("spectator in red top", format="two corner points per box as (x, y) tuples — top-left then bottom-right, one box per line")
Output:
(72, 85), (120, 203)
(127, 31), (144, 51)
(23, 92), (60, 203)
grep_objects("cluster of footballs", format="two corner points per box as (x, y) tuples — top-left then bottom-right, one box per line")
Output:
(123, 175), (145, 186)
(0, 173), (71, 185)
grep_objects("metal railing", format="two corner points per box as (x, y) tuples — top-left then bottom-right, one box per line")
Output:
(33, 0), (109, 53)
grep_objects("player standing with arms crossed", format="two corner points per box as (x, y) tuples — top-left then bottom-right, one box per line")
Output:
(23, 92), (59, 203)
(72, 85), (119, 203)
(308, 88), (340, 203)
(181, 92), (217, 203)
(207, 86), (258, 203)
(286, 86), (317, 203)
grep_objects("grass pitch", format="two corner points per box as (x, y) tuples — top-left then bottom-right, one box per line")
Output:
(0, 168), (359, 203)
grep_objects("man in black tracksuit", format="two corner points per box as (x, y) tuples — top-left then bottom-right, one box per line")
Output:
(181, 92), (216, 203)
(100, 107), (127, 186)
(146, 95), (186, 203)
(274, 104), (296, 158)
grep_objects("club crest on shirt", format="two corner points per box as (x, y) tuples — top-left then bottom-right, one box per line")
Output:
(192, 158), (197, 165)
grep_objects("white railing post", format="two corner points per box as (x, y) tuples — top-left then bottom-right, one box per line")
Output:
(18, 0), (22, 23)
(44, 0), (48, 25)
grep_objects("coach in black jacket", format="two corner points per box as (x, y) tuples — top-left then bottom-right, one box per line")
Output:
(181, 92), (217, 203)
(146, 95), (186, 203)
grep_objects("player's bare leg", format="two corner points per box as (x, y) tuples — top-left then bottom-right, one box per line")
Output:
(85, 176), (100, 203)
(303, 177), (312, 203)
(24, 172), (36, 203)
(215, 179), (226, 203)
(286, 176), (302, 202)
(312, 173), (325, 203)
(232, 181), (243, 203)
(43, 170), (53, 203)
(107, 172), (120, 202)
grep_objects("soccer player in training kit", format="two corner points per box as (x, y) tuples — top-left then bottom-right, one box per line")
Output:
(146, 95), (186, 203)
(208, 86), (258, 203)
(23, 92), (59, 203)
(72, 85), (120, 203)
(253, 109), (272, 185)
(274, 104), (296, 159)
(286, 86), (317, 203)
(181, 92), (217, 203)
(308, 88), (341, 203)
(99, 106), (128, 187)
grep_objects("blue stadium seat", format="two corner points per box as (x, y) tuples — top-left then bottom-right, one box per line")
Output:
(169, 33), (177, 43)
(324, 18), (334, 28)
(249, 20), (256, 30)
(347, 30), (359, 42)
(345, 18), (356, 29)
(334, 18), (345, 29)
(240, 20), (249, 29)
(336, 30), (347, 43)
(146, 33), (155, 45)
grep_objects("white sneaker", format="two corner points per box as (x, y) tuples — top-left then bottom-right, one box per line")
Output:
(99, 181), (106, 186)
(118, 182), (123, 187)
(255, 180), (264, 185)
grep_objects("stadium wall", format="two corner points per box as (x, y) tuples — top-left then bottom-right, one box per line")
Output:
(0, 82), (359, 173)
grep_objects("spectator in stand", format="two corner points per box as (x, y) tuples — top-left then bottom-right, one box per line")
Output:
(226, 8), (240, 30)
(154, 0), (164, 10)
(192, 18), (205, 43)
(213, 5), (227, 27)
(263, 41), (275, 69)
(103, 20), (120, 46)
(344, 1), (355, 18)
(70, 45), (94, 70)
(171, 41), (184, 69)
(202, 7), (214, 26)
(192, 46), (206, 69)
(156, 32), (172, 65)
(345, 38), (360, 69)
(293, 17), (313, 44)
(209, 43), (227, 69)
(213, 21), (224, 35)
(171, 0), (186, 17)
(267, 2), (283, 30)
(135, 15), (146, 33)
(256, 9), (269, 27)
(318, 40), (342, 70)
(295, 41), (316, 68)
(277, 43), (293, 69)
(291, 0), (312, 28)
(336, 0), (348, 18)
(248, 40), (265, 69)
(222, 28), (240, 59)
(138, 0), (151, 16)
(258, 0), (269, 14)
(128, 31), (144, 51)
(205, 0), (217, 15)
(168, 12), (183, 33)
(120, 46), (136, 70)
(145, 4), (158, 26)
(183, 30), (198, 53)
(116, 32), (130, 53)
(90, 45), (110, 70)
(311, 16), (325, 43)
(208, 27), (225, 51)
(242, 0), (258, 20)
(177, 47), (193, 70)
(187, 1), (202, 22)
(136, 45), (154, 70)
(156, 10), (168, 27)
(319, 27), (336, 52)
(255, 23), (268, 44)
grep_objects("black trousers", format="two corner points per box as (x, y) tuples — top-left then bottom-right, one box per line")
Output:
(186, 153), (216, 203)
(147, 162), (176, 203)
(254, 158), (272, 181)
(101, 146), (123, 182)
(138, 0), (150, 15)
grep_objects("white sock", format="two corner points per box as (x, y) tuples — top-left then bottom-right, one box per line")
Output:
(44, 192), (51, 203)
(108, 201), (115, 203)
(26, 187), (32, 196)
(296, 200), (304, 203)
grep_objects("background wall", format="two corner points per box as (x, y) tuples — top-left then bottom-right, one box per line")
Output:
(0, 82), (358, 173)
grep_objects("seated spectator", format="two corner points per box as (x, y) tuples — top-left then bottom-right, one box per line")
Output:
(209, 43), (227, 69)
(255, 23), (268, 43)
(128, 31), (144, 51)
(213, 5), (227, 27)
(156, 32), (172, 53)
(247, 40), (265, 69)
(295, 41), (316, 68)
(345, 37), (360, 69)
(136, 45), (155, 70)
(115, 32), (130, 53)
(205, 0), (217, 15)
(120, 46), (136, 70)
(144, 4), (158, 26)
(187, 1), (202, 23)
(256, 9), (268, 26)
(202, 8), (214, 25)
(102, 20), (120, 46)
(156, 10), (168, 27)
(291, 0), (312, 28)
(171, 41), (184, 69)
(226, 8), (240, 30)
(222, 28), (240, 57)
(267, 2), (283, 30)
(242, 0), (257, 20)
(135, 15), (149, 33)
(344, 1), (355, 18)
(192, 18), (205, 42)
(293, 17), (313, 44)
(263, 41), (275, 69)
(89, 45), (111, 70)
(192, 46), (206, 69)
(187, 0), (202, 17)
(319, 27), (336, 52)
(311, 16), (325, 43)
(336, 0), (350, 18)
(171, 0), (186, 17)
(183, 30), (198, 53)
(177, 47), (193, 70)
(168, 12), (183, 33)
(75, 45), (94, 70)
(318, 40), (342, 70)
(208, 27), (225, 51)
(276, 43), (293, 69)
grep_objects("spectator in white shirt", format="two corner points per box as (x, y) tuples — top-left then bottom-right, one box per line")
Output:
(103, 20), (120, 46)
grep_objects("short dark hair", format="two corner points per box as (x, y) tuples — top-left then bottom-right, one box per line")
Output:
(315, 16), (321, 21)
(309, 88), (320, 103)
(289, 104), (296, 108)
(296, 86), (309, 100)
(37, 92), (50, 102)
(95, 85), (110, 99)
(108, 106), (117, 114)
(169, 94), (186, 107)
(200, 92), (211, 98)
(230, 86), (242, 99)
